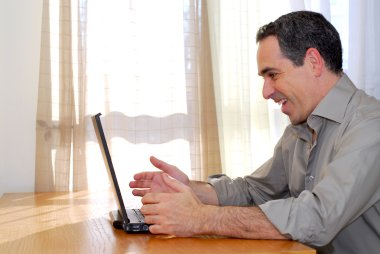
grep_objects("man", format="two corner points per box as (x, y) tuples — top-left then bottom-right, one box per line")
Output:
(129, 11), (380, 253)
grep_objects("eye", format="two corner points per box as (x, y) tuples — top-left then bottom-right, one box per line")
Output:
(268, 73), (278, 79)
(267, 71), (283, 81)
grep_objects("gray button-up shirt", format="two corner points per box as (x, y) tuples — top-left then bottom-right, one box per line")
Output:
(209, 74), (380, 253)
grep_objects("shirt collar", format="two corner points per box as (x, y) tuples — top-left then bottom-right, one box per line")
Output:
(310, 73), (356, 124)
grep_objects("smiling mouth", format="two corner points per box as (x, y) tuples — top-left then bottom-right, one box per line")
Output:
(276, 98), (288, 106)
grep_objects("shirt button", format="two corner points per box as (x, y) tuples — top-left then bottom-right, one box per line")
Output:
(307, 175), (315, 183)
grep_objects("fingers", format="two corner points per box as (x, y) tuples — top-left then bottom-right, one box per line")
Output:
(140, 192), (195, 237)
(131, 189), (149, 197)
(133, 171), (155, 181)
(129, 178), (152, 188)
(131, 157), (173, 183)
(150, 156), (176, 175)
(140, 194), (171, 232)
(140, 204), (161, 225)
(129, 178), (152, 197)
(162, 173), (187, 193)
(141, 192), (174, 209)
(133, 156), (176, 180)
(141, 193), (156, 205)
(147, 224), (163, 234)
(130, 156), (187, 198)
(129, 171), (157, 195)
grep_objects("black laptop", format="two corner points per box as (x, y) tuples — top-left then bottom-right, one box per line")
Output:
(92, 113), (150, 233)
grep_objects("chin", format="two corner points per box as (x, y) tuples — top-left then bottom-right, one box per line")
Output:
(288, 116), (303, 125)
(290, 117), (308, 125)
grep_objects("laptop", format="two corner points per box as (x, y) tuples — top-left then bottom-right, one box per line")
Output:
(92, 113), (150, 233)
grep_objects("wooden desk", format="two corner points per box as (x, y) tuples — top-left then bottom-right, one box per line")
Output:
(0, 190), (315, 254)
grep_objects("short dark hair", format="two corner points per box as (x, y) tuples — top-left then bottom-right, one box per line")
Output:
(256, 11), (343, 74)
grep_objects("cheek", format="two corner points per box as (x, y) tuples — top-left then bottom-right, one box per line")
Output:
(286, 77), (310, 101)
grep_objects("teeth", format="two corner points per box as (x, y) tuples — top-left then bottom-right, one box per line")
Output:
(277, 99), (288, 106)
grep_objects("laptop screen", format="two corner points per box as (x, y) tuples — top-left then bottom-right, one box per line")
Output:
(91, 113), (129, 223)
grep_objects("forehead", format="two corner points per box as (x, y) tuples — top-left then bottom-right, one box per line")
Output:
(257, 36), (288, 75)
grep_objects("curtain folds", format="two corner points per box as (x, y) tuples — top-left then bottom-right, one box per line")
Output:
(346, 0), (380, 99)
(207, 0), (290, 177)
(35, 0), (221, 192)
(195, 0), (222, 180)
(36, 0), (88, 191)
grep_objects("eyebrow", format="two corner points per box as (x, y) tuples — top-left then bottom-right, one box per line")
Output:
(258, 67), (280, 77)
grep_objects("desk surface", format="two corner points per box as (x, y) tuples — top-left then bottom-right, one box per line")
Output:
(0, 190), (315, 254)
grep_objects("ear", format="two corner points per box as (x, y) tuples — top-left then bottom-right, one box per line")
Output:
(305, 48), (324, 77)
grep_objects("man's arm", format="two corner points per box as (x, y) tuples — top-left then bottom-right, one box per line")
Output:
(199, 205), (287, 239)
(189, 179), (286, 239)
(141, 173), (287, 239)
(131, 156), (286, 239)
(189, 180), (219, 205)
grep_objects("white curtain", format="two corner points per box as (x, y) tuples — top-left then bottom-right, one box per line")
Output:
(346, 0), (380, 99)
(207, 0), (292, 178)
(84, 0), (199, 193)
(84, 0), (222, 195)
(36, 0), (222, 199)
(207, 0), (380, 177)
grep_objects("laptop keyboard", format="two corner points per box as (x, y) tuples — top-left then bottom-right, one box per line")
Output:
(132, 209), (145, 222)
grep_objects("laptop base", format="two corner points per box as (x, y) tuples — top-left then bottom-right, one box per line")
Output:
(109, 210), (124, 230)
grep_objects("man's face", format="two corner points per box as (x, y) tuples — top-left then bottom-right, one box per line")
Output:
(257, 36), (318, 125)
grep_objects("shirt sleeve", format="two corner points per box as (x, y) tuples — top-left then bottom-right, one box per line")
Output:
(208, 136), (291, 206)
(260, 116), (380, 246)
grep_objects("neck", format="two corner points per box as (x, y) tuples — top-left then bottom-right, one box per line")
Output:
(317, 70), (342, 98)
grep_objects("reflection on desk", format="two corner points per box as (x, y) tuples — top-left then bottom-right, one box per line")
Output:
(0, 190), (315, 254)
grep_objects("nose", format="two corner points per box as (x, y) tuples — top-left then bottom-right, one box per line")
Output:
(262, 78), (275, 100)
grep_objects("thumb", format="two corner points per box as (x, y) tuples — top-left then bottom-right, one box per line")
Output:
(162, 173), (187, 193)
(150, 156), (175, 174)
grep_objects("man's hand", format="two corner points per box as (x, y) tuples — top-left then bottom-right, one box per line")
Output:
(140, 172), (206, 236)
(129, 157), (286, 239)
(129, 156), (190, 196)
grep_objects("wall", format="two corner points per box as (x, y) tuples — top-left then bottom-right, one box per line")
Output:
(0, 0), (43, 196)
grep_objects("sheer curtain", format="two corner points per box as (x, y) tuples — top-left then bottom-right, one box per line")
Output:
(207, 0), (291, 177)
(346, 0), (380, 99)
(36, 0), (88, 192)
(35, 0), (221, 196)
